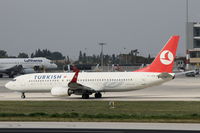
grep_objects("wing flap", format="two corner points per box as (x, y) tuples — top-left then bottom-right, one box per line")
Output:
(68, 70), (94, 92)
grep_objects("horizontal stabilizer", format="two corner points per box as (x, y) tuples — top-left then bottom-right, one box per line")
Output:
(157, 72), (174, 79)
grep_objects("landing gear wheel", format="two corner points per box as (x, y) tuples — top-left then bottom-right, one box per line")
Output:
(21, 92), (26, 99)
(95, 92), (102, 98)
(68, 89), (73, 96)
(34, 66), (40, 72)
(9, 75), (14, 78)
(82, 94), (89, 99)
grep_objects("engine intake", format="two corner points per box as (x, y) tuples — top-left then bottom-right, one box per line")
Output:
(51, 87), (69, 96)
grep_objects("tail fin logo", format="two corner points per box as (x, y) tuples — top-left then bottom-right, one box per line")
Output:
(160, 50), (174, 65)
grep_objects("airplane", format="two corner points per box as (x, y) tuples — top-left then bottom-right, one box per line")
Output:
(5, 35), (179, 99)
(0, 57), (57, 78)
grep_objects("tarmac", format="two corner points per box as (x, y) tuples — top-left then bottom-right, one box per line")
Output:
(0, 75), (200, 101)
(0, 122), (200, 131)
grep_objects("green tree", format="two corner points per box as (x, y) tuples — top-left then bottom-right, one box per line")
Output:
(18, 52), (29, 58)
(51, 51), (65, 60)
(79, 51), (83, 62)
(0, 50), (8, 58)
(31, 49), (65, 60)
(83, 52), (86, 64)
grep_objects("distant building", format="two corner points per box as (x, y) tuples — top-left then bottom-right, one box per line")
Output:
(186, 22), (200, 69)
(174, 57), (186, 70)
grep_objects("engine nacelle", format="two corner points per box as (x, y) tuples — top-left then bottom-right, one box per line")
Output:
(51, 87), (70, 96)
(21, 68), (36, 74)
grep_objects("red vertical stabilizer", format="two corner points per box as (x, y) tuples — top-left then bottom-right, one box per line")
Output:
(134, 35), (180, 73)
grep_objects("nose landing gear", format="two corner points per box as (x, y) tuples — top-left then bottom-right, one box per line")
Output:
(21, 92), (26, 99)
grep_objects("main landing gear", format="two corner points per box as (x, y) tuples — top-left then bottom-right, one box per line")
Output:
(95, 92), (102, 98)
(21, 92), (26, 99)
(8, 71), (15, 78)
(81, 92), (102, 99)
(9, 74), (14, 78)
(82, 93), (89, 99)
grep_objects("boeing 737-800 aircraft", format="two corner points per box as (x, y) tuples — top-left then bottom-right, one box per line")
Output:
(5, 36), (179, 99)
(0, 57), (57, 78)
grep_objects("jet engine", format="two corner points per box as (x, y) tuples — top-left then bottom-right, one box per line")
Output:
(21, 68), (36, 74)
(51, 87), (70, 96)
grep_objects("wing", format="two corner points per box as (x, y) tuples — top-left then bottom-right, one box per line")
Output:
(0, 65), (15, 71)
(0, 65), (23, 73)
(175, 70), (197, 76)
(68, 70), (95, 93)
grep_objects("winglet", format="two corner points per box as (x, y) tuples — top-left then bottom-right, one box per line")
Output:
(70, 70), (80, 83)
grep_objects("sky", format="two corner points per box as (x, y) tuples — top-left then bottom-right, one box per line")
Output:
(0, 0), (200, 59)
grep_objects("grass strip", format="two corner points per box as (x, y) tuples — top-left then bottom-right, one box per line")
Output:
(0, 112), (200, 119)
(0, 101), (199, 122)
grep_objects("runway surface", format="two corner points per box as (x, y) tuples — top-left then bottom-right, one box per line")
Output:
(0, 128), (199, 133)
(0, 122), (200, 133)
(0, 76), (200, 101)
(0, 122), (200, 131)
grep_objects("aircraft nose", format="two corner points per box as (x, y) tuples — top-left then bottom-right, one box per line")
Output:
(5, 81), (12, 90)
(5, 81), (15, 90)
(52, 64), (57, 68)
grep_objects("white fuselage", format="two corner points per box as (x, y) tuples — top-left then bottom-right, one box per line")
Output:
(0, 58), (57, 71)
(6, 72), (174, 93)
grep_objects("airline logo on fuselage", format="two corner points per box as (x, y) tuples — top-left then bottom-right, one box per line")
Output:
(24, 59), (43, 63)
(160, 50), (174, 65)
(34, 75), (62, 80)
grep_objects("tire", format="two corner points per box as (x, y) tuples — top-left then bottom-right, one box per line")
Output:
(95, 92), (102, 98)
(82, 94), (89, 99)
(34, 66), (40, 71)
(9, 75), (14, 78)
(68, 89), (73, 96)
(21, 93), (25, 99)
(98, 93), (102, 98)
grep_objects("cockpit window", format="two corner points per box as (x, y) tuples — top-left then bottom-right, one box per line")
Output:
(12, 79), (16, 81)
(50, 61), (54, 64)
